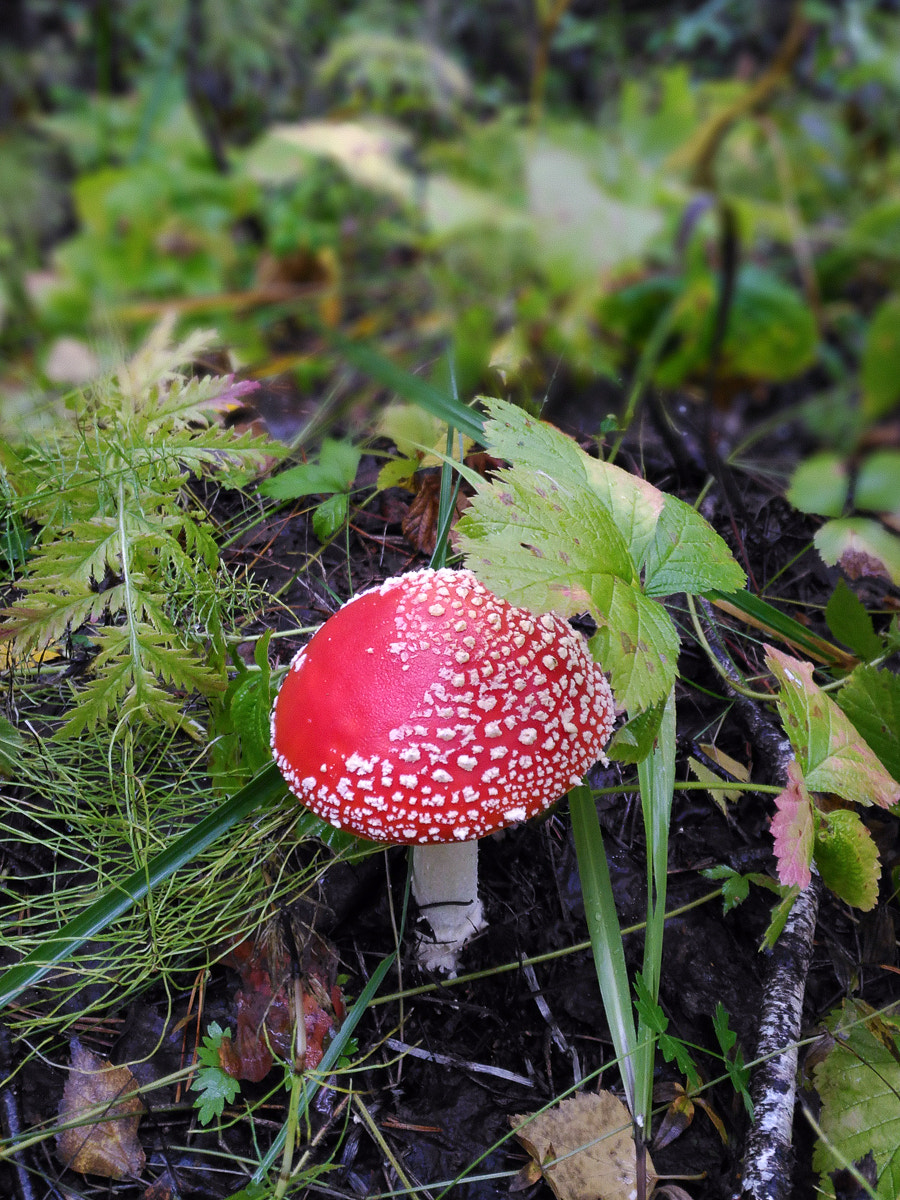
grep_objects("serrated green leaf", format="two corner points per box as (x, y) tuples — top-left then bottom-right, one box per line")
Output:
(814, 999), (900, 1196)
(191, 1024), (241, 1126)
(837, 666), (900, 784)
(457, 464), (636, 607)
(589, 578), (679, 711)
(312, 492), (349, 542)
(0, 715), (24, 775)
(814, 808), (880, 911)
(642, 494), (744, 597)
(607, 701), (665, 764)
(825, 579), (882, 661)
(766, 647), (900, 809)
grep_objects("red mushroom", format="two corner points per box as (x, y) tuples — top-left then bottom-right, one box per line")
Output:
(271, 567), (615, 971)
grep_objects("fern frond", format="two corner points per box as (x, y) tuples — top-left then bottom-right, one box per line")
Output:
(6, 319), (281, 734)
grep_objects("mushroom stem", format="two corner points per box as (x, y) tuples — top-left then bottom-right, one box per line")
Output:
(411, 842), (486, 974)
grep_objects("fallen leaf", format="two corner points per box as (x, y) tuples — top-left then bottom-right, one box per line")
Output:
(56, 1040), (145, 1179)
(511, 1091), (656, 1200)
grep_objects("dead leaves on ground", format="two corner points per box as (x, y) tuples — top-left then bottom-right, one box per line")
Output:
(511, 1091), (658, 1200)
(56, 1040), (145, 1179)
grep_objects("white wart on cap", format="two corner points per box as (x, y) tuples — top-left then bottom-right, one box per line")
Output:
(271, 567), (616, 844)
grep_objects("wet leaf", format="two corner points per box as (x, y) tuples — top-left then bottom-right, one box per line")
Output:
(56, 1041), (145, 1179)
(511, 1091), (656, 1200)
(771, 761), (815, 889)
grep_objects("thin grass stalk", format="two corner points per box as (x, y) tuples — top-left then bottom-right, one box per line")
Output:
(0, 761), (288, 1010)
(569, 783), (639, 1114)
(634, 688), (676, 1139)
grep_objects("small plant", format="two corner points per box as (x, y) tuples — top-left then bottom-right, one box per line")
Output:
(192, 1022), (242, 1126)
(1, 318), (275, 735)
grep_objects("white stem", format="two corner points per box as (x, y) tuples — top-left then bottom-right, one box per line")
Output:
(410, 841), (486, 975)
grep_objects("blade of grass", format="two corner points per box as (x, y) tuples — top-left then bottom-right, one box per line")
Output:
(635, 687), (676, 1138)
(709, 589), (855, 669)
(0, 761), (288, 1010)
(329, 333), (485, 442)
(569, 782), (639, 1115)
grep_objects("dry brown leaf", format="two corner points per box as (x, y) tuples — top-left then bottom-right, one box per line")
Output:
(511, 1091), (656, 1200)
(56, 1040), (145, 1179)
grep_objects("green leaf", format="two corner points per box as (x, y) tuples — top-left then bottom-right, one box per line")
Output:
(837, 666), (900, 783)
(856, 451), (900, 516)
(312, 492), (349, 542)
(814, 999), (900, 1197)
(721, 265), (818, 382)
(589, 579), (679, 712)
(607, 701), (666, 764)
(862, 294), (900, 419)
(456, 463), (636, 608)
(766, 647), (900, 809)
(0, 715), (25, 775)
(787, 452), (849, 518)
(258, 438), (361, 500)
(634, 971), (701, 1090)
(191, 1023), (241, 1125)
(825, 579), (882, 661)
(712, 1003), (752, 1118)
(815, 517), (900, 587)
(642, 494), (744, 597)
(814, 808), (880, 911)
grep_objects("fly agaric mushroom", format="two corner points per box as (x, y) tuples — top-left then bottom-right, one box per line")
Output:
(271, 567), (615, 972)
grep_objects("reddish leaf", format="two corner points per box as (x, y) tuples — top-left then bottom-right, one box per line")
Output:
(771, 761), (816, 889)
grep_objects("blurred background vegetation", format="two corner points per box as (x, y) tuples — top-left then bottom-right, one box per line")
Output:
(1, 0), (899, 449)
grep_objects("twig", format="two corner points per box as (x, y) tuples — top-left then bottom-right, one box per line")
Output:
(697, 602), (821, 1200)
(0, 1024), (38, 1200)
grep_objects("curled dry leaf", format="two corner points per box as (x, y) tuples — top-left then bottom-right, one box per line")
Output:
(56, 1040), (145, 1179)
(511, 1091), (656, 1200)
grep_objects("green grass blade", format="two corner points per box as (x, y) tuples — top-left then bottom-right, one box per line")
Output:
(709, 588), (855, 668)
(0, 761), (287, 1010)
(635, 687), (676, 1137)
(569, 783), (639, 1115)
(329, 333), (486, 441)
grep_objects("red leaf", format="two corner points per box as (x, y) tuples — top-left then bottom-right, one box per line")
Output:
(771, 761), (815, 889)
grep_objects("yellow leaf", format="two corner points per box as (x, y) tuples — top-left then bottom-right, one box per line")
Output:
(511, 1091), (656, 1200)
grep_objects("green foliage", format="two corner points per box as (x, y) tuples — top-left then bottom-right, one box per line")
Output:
(1, 319), (274, 735)
(315, 31), (472, 128)
(259, 437), (362, 544)
(837, 665), (900, 783)
(191, 1022), (242, 1126)
(814, 808), (880, 911)
(457, 397), (744, 717)
(814, 1000), (900, 1198)
(633, 972), (701, 1091)
(712, 1003), (752, 1118)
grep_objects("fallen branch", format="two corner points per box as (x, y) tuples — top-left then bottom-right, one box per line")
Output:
(699, 602), (819, 1200)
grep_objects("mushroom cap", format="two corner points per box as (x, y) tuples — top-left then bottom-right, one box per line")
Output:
(271, 567), (615, 845)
